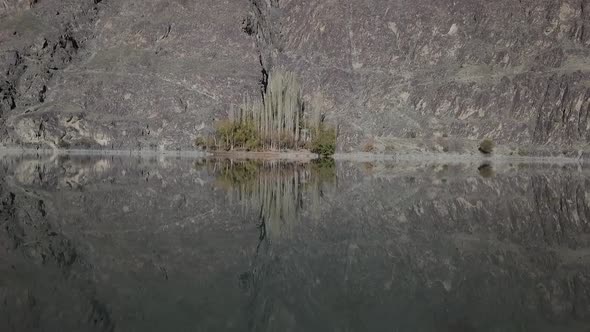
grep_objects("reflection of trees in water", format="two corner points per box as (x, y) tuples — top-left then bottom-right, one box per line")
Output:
(198, 158), (336, 331)
(204, 158), (336, 241)
(206, 161), (590, 331)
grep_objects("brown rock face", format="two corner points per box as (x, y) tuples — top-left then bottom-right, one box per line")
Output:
(1, 0), (590, 152)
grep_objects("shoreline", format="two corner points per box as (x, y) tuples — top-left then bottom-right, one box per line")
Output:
(0, 147), (586, 165)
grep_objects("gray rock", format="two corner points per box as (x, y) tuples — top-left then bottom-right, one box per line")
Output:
(0, 0), (590, 153)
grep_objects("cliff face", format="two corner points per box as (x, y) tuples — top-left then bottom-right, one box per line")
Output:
(0, 0), (260, 150)
(1, 0), (590, 152)
(256, 0), (590, 152)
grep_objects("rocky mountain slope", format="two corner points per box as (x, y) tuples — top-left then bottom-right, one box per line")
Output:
(1, 0), (590, 153)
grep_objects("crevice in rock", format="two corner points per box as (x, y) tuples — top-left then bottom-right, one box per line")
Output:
(246, 0), (283, 97)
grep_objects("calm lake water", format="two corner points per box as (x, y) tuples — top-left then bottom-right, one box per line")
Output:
(2, 154), (590, 331)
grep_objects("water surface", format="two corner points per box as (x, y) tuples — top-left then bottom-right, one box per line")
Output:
(1, 155), (590, 331)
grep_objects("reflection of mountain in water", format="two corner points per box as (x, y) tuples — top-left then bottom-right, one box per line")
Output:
(213, 161), (590, 332)
(2, 155), (590, 331)
(0, 156), (115, 331)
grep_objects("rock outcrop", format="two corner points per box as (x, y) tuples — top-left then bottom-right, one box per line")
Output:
(252, 0), (590, 152)
(1, 0), (590, 152)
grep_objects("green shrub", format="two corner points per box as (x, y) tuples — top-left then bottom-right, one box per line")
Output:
(214, 120), (261, 151)
(215, 120), (234, 150)
(478, 139), (495, 154)
(310, 125), (336, 157)
(232, 122), (260, 151)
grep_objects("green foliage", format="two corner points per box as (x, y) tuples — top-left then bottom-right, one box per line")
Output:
(310, 125), (337, 157)
(215, 120), (261, 151)
(311, 157), (336, 182)
(229, 70), (307, 150)
(478, 139), (495, 154)
(206, 70), (336, 152)
(233, 122), (260, 151)
(199, 159), (336, 239)
(215, 160), (261, 190)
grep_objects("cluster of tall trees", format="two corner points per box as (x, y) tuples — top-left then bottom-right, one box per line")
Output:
(197, 70), (335, 155)
(229, 71), (318, 150)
